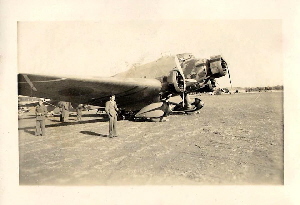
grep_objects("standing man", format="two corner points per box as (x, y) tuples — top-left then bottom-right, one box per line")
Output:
(59, 101), (69, 122)
(35, 99), (48, 136)
(105, 95), (119, 138)
(76, 104), (84, 121)
(159, 94), (173, 122)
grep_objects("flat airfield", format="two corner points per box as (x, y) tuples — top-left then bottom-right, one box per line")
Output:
(18, 91), (283, 185)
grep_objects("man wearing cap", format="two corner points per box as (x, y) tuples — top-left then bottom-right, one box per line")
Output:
(105, 95), (119, 138)
(35, 99), (48, 136)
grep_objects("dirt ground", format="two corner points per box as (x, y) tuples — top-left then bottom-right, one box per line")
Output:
(18, 92), (284, 185)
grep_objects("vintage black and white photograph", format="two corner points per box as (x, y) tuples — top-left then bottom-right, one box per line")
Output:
(17, 20), (284, 186)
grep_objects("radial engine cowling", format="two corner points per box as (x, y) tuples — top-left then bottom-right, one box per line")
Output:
(166, 69), (186, 93)
(208, 55), (228, 78)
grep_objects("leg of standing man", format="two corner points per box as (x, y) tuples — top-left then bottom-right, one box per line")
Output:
(112, 114), (117, 137)
(36, 120), (41, 136)
(40, 119), (46, 136)
(109, 115), (114, 138)
(77, 113), (82, 121)
(63, 110), (69, 122)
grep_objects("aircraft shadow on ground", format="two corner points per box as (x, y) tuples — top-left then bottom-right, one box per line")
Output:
(18, 118), (109, 133)
(80, 131), (107, 137)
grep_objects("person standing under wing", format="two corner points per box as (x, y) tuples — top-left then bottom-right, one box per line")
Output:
(35, 99), (47, 136)
(105, 95), (119, 138)
(76, 104), (84, 122)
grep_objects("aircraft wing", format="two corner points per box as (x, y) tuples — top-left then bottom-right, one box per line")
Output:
(18, 74), (162, 111)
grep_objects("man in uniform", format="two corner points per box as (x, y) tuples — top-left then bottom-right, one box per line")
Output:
(60, 101), (69, 122)
(35, 99), (48, 136)
(105, 95), (119, 138)
(159, 94), (173, 122)
(76, 104), (84, 121)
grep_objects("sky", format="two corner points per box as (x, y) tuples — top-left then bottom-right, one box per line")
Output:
(18, 20), (283, 87)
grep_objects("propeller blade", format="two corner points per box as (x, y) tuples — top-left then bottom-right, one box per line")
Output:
(227, 67), (232, 89)
(174, 55), (186, 82)
(176, 55), (187, 108)
(175, 55), (182, 70)
(182, 92), (185, 108)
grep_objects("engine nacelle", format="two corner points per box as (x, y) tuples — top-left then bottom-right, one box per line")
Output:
(208, 55), (228, 78)
(175, 54), (228, 82)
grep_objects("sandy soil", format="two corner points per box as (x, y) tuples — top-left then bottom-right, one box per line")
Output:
(18, 92), (283, 185)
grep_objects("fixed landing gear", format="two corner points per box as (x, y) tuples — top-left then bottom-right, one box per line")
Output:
(117, 110), (136, 121)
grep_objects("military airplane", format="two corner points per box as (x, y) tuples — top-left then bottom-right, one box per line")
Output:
(18, 53), (229, 121)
